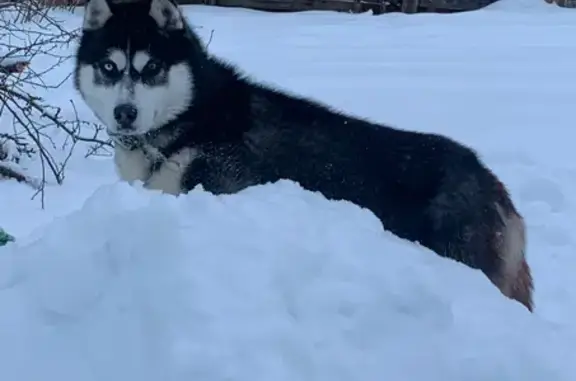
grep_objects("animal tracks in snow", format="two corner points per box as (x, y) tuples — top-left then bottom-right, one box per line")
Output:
(491, 153), (574, 249)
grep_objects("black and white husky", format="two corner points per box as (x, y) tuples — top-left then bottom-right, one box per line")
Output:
(74, 0), (534, 311)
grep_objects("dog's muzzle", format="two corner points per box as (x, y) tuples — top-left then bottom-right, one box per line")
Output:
(113, 104), (138, 129)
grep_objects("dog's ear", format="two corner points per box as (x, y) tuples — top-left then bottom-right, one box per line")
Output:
(83, 0), (113, 31)
(149, 0), (184, 30)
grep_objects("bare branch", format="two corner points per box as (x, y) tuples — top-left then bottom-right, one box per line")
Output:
(1, 0), (112, 207)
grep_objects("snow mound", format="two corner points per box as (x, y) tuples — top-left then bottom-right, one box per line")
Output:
(0, 181), (573, 381)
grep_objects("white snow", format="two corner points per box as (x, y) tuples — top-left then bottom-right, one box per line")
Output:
(1, 1), (576, 380)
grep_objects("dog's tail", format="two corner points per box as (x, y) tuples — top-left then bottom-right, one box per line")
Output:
(492, 186), (534, 312)
(427, 155), (534, 312)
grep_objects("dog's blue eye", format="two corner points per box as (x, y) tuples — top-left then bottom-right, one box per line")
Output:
(143, 60), (161, 76)
(99, 60), (118, 74)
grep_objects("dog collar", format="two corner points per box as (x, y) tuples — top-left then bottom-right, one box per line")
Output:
(110, 133), (167, 184)
(110, 135), (147, 151)
(112, 135), (142, 151)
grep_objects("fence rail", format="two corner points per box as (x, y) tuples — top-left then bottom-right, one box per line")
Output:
(0, 0), (503, 13)
(179, 0), (499, 13)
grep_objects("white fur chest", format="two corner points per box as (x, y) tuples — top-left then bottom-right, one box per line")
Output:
(113, 144), (198, 196)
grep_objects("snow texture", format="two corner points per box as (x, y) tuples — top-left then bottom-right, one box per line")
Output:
(1, 181), (574, 381)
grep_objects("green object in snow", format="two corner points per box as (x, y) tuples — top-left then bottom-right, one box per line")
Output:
(0, 228), (15, 246)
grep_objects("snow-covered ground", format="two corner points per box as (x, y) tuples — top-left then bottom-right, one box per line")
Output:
(1, 1), (575, 379)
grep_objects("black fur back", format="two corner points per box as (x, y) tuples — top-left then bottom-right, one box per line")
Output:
(155, 53), (508, 279)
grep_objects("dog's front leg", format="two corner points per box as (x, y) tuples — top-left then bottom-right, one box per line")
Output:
(113, 144), (151, 184)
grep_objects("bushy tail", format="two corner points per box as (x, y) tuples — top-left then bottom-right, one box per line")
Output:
(422, 154), (533, 311)
(493, 193), (534, 312)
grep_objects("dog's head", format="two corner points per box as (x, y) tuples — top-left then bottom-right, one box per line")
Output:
(75, 0), (196, 136)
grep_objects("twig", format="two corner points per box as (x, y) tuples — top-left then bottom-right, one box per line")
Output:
(0, 1), (110, 208)
(0, 162), (41, 189)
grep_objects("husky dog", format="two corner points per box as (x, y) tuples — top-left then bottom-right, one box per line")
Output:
(74, 0), (533, 311)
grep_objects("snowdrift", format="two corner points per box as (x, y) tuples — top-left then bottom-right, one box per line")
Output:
(0, 181), (573, 380)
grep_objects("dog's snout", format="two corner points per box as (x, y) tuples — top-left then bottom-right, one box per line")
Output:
(113, 104), (138, 127)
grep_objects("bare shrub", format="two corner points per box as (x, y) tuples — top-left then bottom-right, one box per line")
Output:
(0, 0), (111, 207)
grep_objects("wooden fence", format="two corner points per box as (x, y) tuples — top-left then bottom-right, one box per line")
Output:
(0, 0), (503, 13)
(545, 0), (576, 6)
(180, 0), (499, 13)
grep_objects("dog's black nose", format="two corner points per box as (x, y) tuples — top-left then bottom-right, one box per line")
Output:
(113, 104), (138, 127)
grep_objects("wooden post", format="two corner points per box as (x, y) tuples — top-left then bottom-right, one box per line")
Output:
(401, 0), (419, 12)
